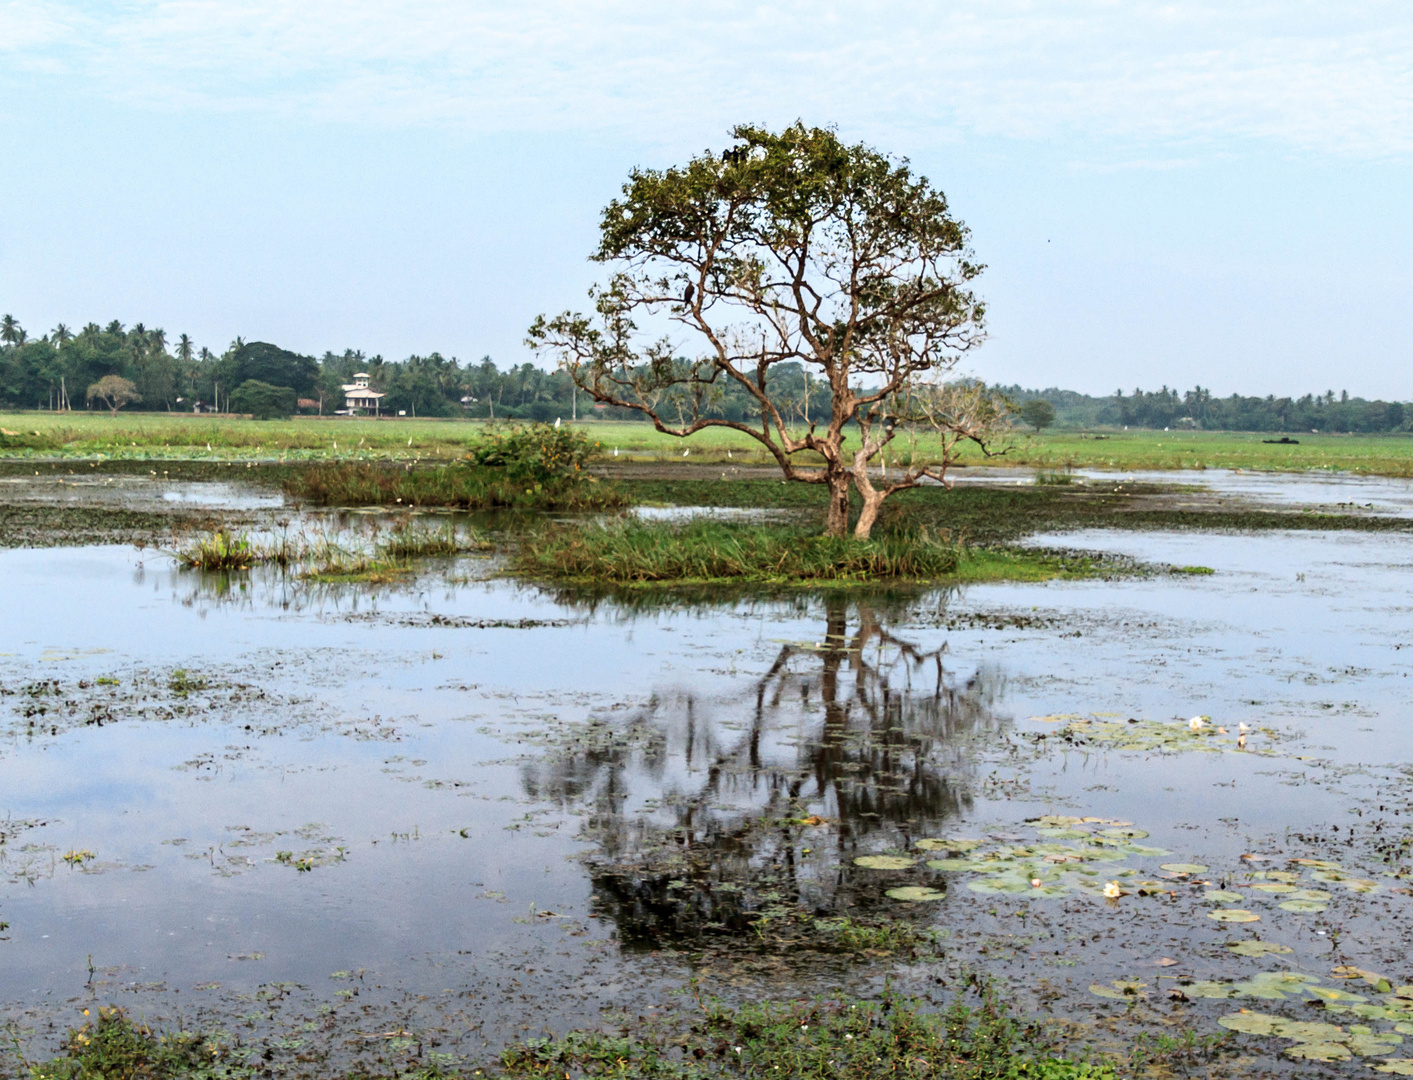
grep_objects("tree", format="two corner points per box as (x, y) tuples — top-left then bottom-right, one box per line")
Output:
(1019, 398), (1056, 433)
(528, 123), (988, 537)
(229, 379), (296, 419)
(176, 334), (194, 365)
(87, 375), (142, 415)
(0, 315), (24, 347)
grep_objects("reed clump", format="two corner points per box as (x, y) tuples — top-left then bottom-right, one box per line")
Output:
(171, 520), (489, 580)
(282, 462), (624, 511)
(513, 519), (964, 584)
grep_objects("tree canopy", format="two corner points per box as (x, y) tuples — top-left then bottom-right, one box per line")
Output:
(529, 123), (991, 536)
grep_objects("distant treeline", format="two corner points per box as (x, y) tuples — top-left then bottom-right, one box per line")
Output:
(2, 314), (1408, 432)
(1000, 385), (1408, 434)
(0, 315), (825, 421)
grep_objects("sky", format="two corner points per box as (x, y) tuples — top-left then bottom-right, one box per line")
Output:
(2, 1), (1412, 397)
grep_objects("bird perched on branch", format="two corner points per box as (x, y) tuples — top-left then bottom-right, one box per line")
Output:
(682, 283), (695, 305)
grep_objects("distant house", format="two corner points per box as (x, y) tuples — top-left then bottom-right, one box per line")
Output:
(341, 373), (385, 416)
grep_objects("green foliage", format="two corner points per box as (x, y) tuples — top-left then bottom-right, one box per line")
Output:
(283, 462), (623, 512)
(514, 519), (964, 584)
(178, 531), (259, 570)
(85, 375), (141, 416)
(27, 1006), (240, 1080)
(1019, 399), (1056, 433)
(466, 423), (599, 483)
(226, 342), (318, 396)
(228, 380), (296, 420)
(499, 989), (1115, 1080)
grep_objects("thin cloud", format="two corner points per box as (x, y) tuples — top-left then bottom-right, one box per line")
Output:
(6, 0), (1413, 156)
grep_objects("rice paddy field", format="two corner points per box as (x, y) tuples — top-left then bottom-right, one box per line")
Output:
(6, 410), (1413, 475)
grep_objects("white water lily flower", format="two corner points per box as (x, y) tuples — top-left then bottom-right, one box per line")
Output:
(1103, 881), (1123, 898)
(1238, 722), (1250, 732)
(1189, 716), (1206, 731)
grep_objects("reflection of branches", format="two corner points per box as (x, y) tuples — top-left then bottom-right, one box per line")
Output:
(519, 595), (1007, 946)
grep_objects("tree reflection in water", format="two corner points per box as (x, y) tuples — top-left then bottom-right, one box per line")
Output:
(520, 594), (1008, 950)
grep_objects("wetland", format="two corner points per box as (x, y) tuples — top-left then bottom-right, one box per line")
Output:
(3, 447), (1413, 1077)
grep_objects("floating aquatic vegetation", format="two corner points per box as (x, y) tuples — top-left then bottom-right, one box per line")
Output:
(1219, 1009), (1403, 1061)
(1227, 940), (1293, 957)
(854, 855), (917, 870)
(1090, 979), (1148, 1000)
(1203, 889), (1246, 903)
(913, 837), (981, 852)
(1160, 862), (1208, 874)
(1208, 909), (1261, 923)
(884, 886), (946, 902)
(1047, 715), (1278, 755)
(877, 818), (1170, 902)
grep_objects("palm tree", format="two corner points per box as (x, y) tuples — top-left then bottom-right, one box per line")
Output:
(51, 323), (72, 346)
(0, 314), (21, 346)
(176, 334), (194, 365)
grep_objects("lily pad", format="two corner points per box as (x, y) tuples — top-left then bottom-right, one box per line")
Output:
(1204, 889), (1247, 904)
(968, 877), (1032, 894)
(1249, 883), (1296, 893)
(1291, 858), (1342, 870)
(1373, 1062), (1413, 1075)
(1252, 870), (1299, 883)
(1119, 843), (1173, 857)
(1227, 940), (1294, 957)
(915, 837), (982, 852)
(854, 855), (916, 870)
(925, 858), (979, 872)
(1209, 909), (1261, 923)
(1278, 898), (1329, 913)
(1098, 827), (1149, 839)
(1037, 828), (1090, 839)
(1307, 985), (1370, 1003)
(1284, 1042), (1353, 1062)
(1089, 980), (1148, 1000)
(1160, 862), (1209, 874)
(885, 886), (946, 902)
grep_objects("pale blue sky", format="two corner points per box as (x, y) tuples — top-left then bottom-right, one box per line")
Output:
(2, 1), (1411, 396)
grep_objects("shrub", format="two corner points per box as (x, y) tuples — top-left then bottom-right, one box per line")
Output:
(229, 379), (297, 420)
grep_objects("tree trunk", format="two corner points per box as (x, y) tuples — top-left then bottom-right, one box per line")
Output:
(853, 490), (886, 539)
(824, 472), (852, 537)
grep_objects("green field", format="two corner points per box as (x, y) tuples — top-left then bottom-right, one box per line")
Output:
(5, 411), (1413, 475)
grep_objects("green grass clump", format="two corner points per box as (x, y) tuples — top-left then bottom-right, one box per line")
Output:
(27, 1006), (234, 1080)
(171, 521), (490, 582)
(177, 530), (267, 570)
(282, 462), (625, 511)
(500, 990), (1115, 1080)
(515, 519), (964, 584)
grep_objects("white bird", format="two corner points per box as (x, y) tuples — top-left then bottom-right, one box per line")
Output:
(555, 417), (561, 428)
(613, 447), (619, 456)
(682, 449), (689, 457)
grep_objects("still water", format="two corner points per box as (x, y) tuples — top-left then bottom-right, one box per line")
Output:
(1, 515), (1412, 1066)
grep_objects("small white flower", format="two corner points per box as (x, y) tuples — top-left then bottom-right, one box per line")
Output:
(1103, 881), (1122, 899)
(1238, 722), (1250, 732)
(1189, 716), (1205, 731)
